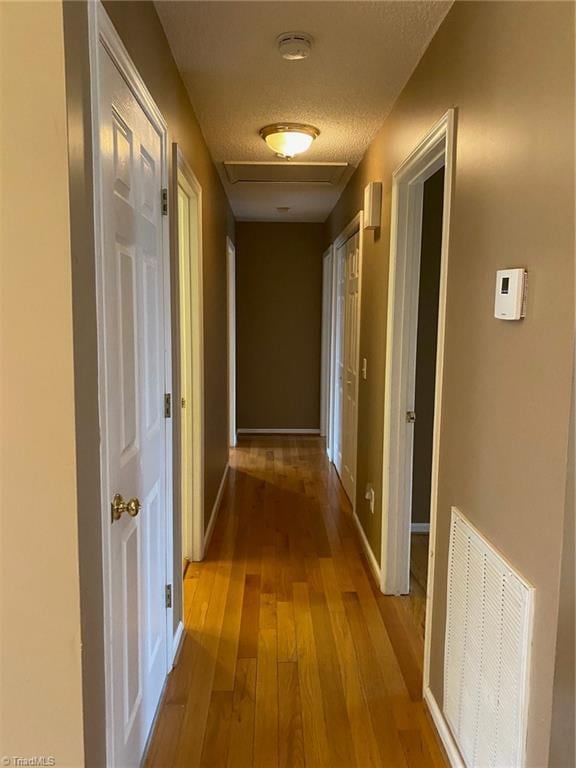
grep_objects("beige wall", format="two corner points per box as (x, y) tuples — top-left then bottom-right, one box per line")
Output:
(0, 2), (85, 764)
(412, 168), (444, 525)
(236, 222), (324, 431)
(549, 365), (575, 767)
(325, 3), (574, 765)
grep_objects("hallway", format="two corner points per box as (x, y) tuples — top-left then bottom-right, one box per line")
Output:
(145, 437), (448, 768)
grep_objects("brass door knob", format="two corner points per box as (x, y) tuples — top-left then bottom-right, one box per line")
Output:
(111, 493), (142, 522)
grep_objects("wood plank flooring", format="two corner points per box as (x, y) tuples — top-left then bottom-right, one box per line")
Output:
(145, 437), (447, 768)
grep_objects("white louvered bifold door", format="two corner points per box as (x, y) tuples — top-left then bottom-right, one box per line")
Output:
(444, 508), (533, 768)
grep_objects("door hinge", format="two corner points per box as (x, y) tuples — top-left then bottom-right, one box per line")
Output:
(165, 584), (172, 609)
(164, 393), (172, 418)
(406, 410), (416, 423)
(161, 188), (168, 216)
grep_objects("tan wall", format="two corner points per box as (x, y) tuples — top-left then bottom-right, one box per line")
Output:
(62, 2), (106, 761)
(549, 364), (575, 767)
(325, 3), (574, 765)
(236, 222), (324, 431)
(412, 168), (444, 525)
(101, 0), (235, 532)
(0, 2), (85, 764)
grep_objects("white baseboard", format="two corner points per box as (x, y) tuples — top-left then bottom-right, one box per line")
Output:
(423, 687), (464, 768)
(203, 462), (230, 554)
(236, 428), (320, 435)
(352, 511), (380, 585)
(411, 522), (430, 533)
(171, 620), (185, 667)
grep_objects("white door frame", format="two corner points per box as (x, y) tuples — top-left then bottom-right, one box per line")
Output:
(329, 239), (345, 468)
(175, 147), (205, 563)
(320, 245), (334, 446)
(88, 3), (175, 764)
(227, 236), (237, 447)
(329, 211), (364, 509)
(379, 110), (456, 688)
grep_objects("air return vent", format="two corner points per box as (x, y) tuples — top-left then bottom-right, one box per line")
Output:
(444, 508), (533, 768)
(223, 161), (348, 185)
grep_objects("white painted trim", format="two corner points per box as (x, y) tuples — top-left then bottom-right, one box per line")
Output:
(327, 239), (340, 463)
(203, 463), (230, 553)
(411, 522), (430, 534)
(176, 148), (205, 565)
(171, 620), (185, 666)
(320, 245), (334, 441)
(423, 687), (465, 768)
(378, 111), (457, 704)
(237, 428), (321, 435)
(352, 511), (380, 585)
(328, 243), (340, 464)
(422, 111), (456, 696)
(355, 216), (365, 517)
(227, 237), (237, 448)
(331, 210), (364, 511)
(333, 210), (363, 250)
(88, 3), (174, 763)
(91, 4), (167, 134)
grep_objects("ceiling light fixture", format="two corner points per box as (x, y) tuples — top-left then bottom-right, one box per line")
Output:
(259, 123), (320, 159)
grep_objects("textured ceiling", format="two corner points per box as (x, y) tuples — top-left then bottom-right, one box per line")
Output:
(155, 1), (452, 222)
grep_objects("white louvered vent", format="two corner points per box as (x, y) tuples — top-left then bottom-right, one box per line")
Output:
(444, 507), (533, 768)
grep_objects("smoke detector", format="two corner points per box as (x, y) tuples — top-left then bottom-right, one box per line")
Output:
(277, 32), (313, 61)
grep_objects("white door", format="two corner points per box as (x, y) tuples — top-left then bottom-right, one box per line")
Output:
(320, 247), (333, 442)
(178, 181), (193, 561)
(175, 153), (204, 563)
(333, 242), (347, 475)
(341, 232), (360, 500)
(227, 237), (237, 448)
(98, 46), (169, 767)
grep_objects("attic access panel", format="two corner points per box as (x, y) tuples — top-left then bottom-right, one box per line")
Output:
(223, 161), (348, 185)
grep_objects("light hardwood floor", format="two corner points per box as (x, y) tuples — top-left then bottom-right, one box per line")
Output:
(145, 436), (447, 768)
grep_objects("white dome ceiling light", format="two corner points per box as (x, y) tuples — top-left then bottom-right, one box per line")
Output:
(259, 123), (320, 159)
(276, 32), (313, 61)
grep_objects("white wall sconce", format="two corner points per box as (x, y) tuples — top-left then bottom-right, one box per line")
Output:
(364, 181), (382, 230)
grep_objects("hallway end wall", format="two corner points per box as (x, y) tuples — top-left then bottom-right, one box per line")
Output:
(325, 2), (574, 765)
(236, 222), (324, 432)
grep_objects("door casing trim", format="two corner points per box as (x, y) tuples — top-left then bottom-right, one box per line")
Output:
(227, 236), (237, 448)
(329, 210), (365, 514)
(321, 244), (334, 445)
(175, 146), (205, 563)
(88, 3), (174, 763)
(379, 110), (457, 702)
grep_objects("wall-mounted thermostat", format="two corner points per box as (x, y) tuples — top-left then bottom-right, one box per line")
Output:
(363, 181), (382, 230)
(494, 268), (527, 320)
